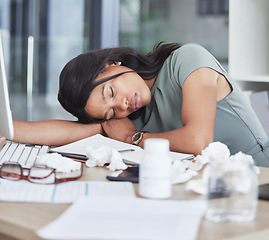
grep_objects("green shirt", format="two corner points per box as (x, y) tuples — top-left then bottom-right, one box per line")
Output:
(133, 43), (269, 167)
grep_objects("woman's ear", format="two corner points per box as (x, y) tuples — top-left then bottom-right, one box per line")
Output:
(106, 61), (121, 68)
(104, 61), (115, 70)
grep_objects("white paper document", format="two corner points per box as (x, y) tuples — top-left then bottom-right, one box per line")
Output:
(51, 134), (142, 155)
(37, 196), (206, 240)
(0, 179), (135, 203)
(51, 134), (193, 164)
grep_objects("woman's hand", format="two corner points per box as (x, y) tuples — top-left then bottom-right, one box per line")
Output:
(0, 135), (6, 144)
(101, 118), (137, 143)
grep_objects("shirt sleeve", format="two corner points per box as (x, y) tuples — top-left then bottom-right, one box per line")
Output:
(170, 43), (227, 86)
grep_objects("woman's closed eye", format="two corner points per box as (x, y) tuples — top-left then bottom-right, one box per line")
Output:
(110, 86), (114, 98)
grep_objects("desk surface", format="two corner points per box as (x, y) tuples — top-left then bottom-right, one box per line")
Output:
(1, 166), (269, 240)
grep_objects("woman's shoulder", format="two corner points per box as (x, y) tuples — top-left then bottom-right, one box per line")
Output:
(172, 43), (211, 58)
(169, 42), (220, 69)
(163, 43), (226, 86)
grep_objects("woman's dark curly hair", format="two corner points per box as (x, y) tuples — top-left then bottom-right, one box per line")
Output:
(58, 42), (181, 123)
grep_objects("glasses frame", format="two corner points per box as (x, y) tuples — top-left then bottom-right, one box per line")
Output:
(0, 162), (83, 184)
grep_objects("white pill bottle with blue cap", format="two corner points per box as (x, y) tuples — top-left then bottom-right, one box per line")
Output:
(139, 138), (172, 199)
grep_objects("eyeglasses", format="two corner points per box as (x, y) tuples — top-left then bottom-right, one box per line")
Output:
(0, 162), (82, 184)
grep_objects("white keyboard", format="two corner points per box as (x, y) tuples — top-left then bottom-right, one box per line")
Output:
(0, 142), (49, 168)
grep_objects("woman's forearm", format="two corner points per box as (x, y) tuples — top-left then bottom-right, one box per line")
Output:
(132, 127), (213, 156)
(13, 120), (103, 146)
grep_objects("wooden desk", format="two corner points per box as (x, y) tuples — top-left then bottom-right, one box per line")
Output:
(0, 166), (269, 240)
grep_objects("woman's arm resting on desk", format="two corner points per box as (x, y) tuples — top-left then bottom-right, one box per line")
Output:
(13, 120), (103, 146)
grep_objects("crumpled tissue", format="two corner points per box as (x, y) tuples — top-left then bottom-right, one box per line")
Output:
(171, 151), (210, 185)
(85, 146), (128, 171)
(171, 160), (198, 184)
(185, 142), (259, 195)
(37, 153), (81, 173)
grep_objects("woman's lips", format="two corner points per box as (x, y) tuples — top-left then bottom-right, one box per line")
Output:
(133, 93), (141, 110)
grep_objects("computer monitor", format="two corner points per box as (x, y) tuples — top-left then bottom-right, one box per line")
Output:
(0, 32), (14, 140)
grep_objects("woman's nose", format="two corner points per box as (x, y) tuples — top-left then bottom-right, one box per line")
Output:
(116, 97), (128, 111)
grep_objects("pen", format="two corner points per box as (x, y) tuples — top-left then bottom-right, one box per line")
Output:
(49, 148), (135, 161)
(118, 149), (135, 153)
(51, 152), (88, 160)
(180, 156), (195, 161)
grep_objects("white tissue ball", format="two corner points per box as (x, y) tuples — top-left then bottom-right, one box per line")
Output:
(202, 142), (230, 163)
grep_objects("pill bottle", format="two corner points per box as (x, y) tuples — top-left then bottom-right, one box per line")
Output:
(139, 138), (172, 199)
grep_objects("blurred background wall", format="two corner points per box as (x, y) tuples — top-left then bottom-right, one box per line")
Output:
(0, 0), (268, 135)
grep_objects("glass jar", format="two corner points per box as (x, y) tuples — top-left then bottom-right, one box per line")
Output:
(205, 161), (258, 222)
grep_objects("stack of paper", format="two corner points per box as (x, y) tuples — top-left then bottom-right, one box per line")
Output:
(0, 179), (135, 203)
(37, 196), (206, 240)
(51, 134), (193, 164)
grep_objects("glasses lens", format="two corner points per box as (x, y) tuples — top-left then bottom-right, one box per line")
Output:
(56, 169), (82, 179)
(54, 165), (82, 184)
(29, 166), (55, 184)
(1, 163), (22, 180)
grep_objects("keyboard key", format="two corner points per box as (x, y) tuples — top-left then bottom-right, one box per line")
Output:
(0, 142), (18, 164)
(0, 142), (12, 163)
(9, 144), (26, 163)
(39, 145), (49, 155)
(18, 147), (32, 167)
(24, 147), (39, 168)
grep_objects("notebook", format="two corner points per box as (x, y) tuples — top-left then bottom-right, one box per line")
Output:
(0, 32), (49, 168)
